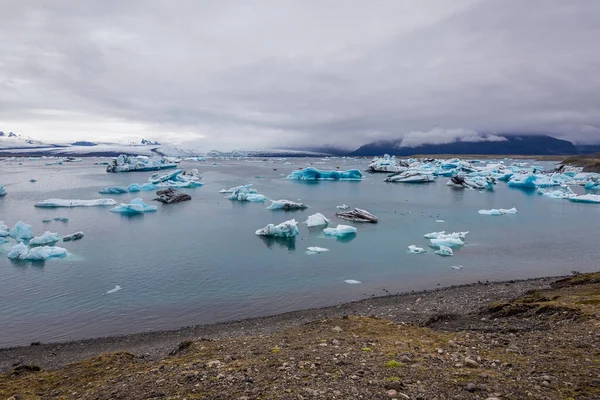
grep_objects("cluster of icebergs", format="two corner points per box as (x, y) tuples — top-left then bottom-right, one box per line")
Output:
(408, 230), (469, 257)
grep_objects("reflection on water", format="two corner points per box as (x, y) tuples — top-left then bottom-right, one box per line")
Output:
(259, 236), (296, 252)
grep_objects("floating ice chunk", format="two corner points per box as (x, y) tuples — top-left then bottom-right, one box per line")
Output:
(569, 194), (600, 204)
(255, 219), (299, 238)
(149, 169), (203, 188)
(0, 186), (6, 197)
(336, 204), (350, 210)
(63, 231), (84, 241)
(42, 218), (52, 223)
(451, 265), (464, 270)
(53, 217), (69, 222)
(306, 246), (329, 255)
(224, 184), (269, 202)
(127, 183), (141, 192)
(436, 220), (445, 223)
(29, 231), (61, 246)
(508, 173), (560, 188)
(286, 167), (363, 181)
(8, 243), (68, 261)
(323, 224), (357, 237)
(107, 154), (176, 173)
(447, 175), (496, 190)
(478, 207), (518, 216)
(110, 198), (158, 214)
(430, 237), (464, 248)
(408, 245), (426, 254)
(305, 213), (330, 227)
(99, 186), (128, 195)
(384, 171), (435, 183)
(30, 179), (37, 183)
(538, 186), (576, 199)
(0, 221), (9, 237)
(335, 208), (378, 223)
(366, 154), (407, 173)
(105, 285), (122, 294)
(267, 199), (309, 210)
(35, 199), (117, 208)
(154, 188), (191, 204)
(435, 246), (454, 256)
(9, 221), (34, 241)
(344, 279), (361, 284)
(424, 231), (446, 239)
(424, 231), (468, 240)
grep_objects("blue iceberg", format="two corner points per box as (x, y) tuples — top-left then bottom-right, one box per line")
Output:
(9, 221), (34, 242)
(0, 221), (9, 237)
(127, 183), (157, 192)
(255, 219), (299, 238)
(323, 224), (357, 237)
(110, 198), (158, 214)
(7, 243), (68, 261)
(224, 184), (268, 202)
(29, 231), (61, 246)
(286, 167), (363, 181)
(149, 169), (203, 188)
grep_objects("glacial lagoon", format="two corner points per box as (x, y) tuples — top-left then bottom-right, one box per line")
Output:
(0, 157), (599, 347)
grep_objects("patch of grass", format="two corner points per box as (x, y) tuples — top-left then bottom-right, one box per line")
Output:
(386, 360), (403, 368)
(362, 347), (372, 352)
(271, 347), (281, 353)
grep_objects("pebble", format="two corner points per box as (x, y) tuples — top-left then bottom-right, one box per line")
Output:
(386, 389), (398, 397)
(465, 383), (477, 392)
(464, 357), (479, 368)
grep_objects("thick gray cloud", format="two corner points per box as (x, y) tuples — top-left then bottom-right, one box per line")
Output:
(1, 0), (600, 150)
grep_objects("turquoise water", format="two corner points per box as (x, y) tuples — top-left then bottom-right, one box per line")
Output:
(0, 158), (598, 347)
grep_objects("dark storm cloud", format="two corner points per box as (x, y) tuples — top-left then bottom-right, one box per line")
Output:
(1, 0), (599, 150)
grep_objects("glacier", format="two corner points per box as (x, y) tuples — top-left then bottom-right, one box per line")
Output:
(323, 224), (357, 237)
(305, 213), (330, 227)
(106, 154), (177, 173)
(408, 245), (426, 254)
(435, 246), (454, 257)
(8, 243), (68, 261)
(255, 219), (299, 238)
(286, 167), (363, 181)
(110, 198), (158, 214)
(29, 231), (61, 246)
(266, 200), (309, 210)
(9, 221), (34, 241)
(478, 207), (518, 216)
(35, 199), (117, 207)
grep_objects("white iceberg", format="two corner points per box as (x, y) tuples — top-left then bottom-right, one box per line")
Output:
(408, 245), (426, 254)
(451, 265), (464, 270)
(149, 169), (203, 188)
(107, 154), (177, 173)
(306, 246), (329, 255)
(7, 243), (68, 261)
(344, 279), (362, 284)
(430, 237), (464, 248)
(538, 186), (576, 199)
(35, 199), (117, 208)
(323, 224), (357, 237)
(286, 167), (363, 181)
(569, 194), (600, 204)
(105, 285), (122, 294)
(336, 204), (350, 210)
(424, 231), (468, 240)
(305, 213), (330, 227)
(447, 175), (496, 190)
(255, 219), (299, 238)
(110, 198), (158, 214)
(9, 221), (34, 241)
(366, 154), (407, 173)
(435, 246), (454, 256)
(29, 231), (61, 246)
(267, 199), (309, 210)
(436, 220), (445, 223)
(478, 207), (518, 216)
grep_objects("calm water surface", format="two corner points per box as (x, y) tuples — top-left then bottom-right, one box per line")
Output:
(0, 157), (598, 346)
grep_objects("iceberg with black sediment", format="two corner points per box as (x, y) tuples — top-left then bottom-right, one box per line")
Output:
(148, 169), (203, 188)
(323, 224), (357, 237)
(447, 175), (496, 190)
(286, 167), (363, 181)
(99, 187), (128, 195)
(434, 246), (454, 257)
(569, 194), (600, 204)
(110, 198), (158, 214)
(29, 231), (61, 246)
(255, 219), (299, 238)
(384, 171), (435, 183)
(9, 221), (33, 241)
(408, 245), (426, 254)
(7, 243), (68, 261)
(267, 199), (309, 210)
(366, 154), (407, 173)
(335, 208), (378, 223)
(107, 154), (177, 173)
(478, 207), (518, 216)
(62, 231), (84, 242)
(305, 213), (330, 227)
(224, 184), (268, 202)
(35, 199), (117, 208)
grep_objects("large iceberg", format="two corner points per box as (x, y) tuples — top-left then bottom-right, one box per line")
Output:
(305, 213), (330, 227)
(110, 198), (158, 214)
(7, 243), (68, 261)
(335, 208), (378, 223)
(569, 194), (600, 204)
(434, 246), (454, 257)
(366, 155), (407, 173)
(384, 171), (435, 183)
(149, 169), (203, 188)
(224, 184), (268, 202)
(323, 224), (357, 237)
(29, 231), (61, 246)
(478, 207), (518, 216)
(286, 167), (363, 181)
(0, 186), (6, 197)
(408, 245), (426, 254)
(255, 219), (299, 238)
(35, 199), (117, 208)
(508, 173), (561, 189)
(267, 200), (309, 210)
(447, 175), (496, 191)
(107, 154), (177, 173)
(9, 221), (34, 241)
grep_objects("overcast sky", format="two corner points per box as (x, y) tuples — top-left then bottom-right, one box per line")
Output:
(1, 0), (600, 150)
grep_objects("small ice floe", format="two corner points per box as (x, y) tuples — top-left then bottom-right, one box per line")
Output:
(29, 231), (61, 246)
(306, 246), (329, 255)
(255, 219), (299, 238)
(267, 199), (309, 210)
(286, 167), (363, 181)
(223, 184), (268, 202)
(450, 265), (463, 270)
(408, 245), (426, 254)
(149, 169), (203, 188)
(345, 279), (362, 284)
(30, 179), (37, 183)
(569, 194), (600, 204)
(335, 208), (378, 223)
(63, 232), (84, 242)
(99, 187), (128, 195)
(478, 207), (518, 216)
(0, 186), (6, 197)
(7, 243), (67, 261)
(435, 246), (454, 257)
(538, 186), (576, 199)
(336, 204), (350, 210)
(127, 183), (157, 192)
(323, 225), (357, 237)
(9, 221), (33, 241)
(436, 220), (445, 223)
(305, 213), (330, 227)
(430, 237), (464, 248)
(424, 231), (468, 240)
(35, 199), (117, 208)
(154, 188), (191, 204)
(105, 285), (122, 294)
(110, 198), (158, 214)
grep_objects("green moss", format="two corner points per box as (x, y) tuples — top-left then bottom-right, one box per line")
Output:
(386, 360), (403, 368)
